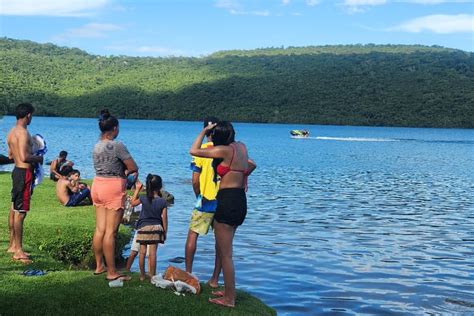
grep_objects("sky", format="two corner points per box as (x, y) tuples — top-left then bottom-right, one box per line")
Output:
(0, 0), (473, 57)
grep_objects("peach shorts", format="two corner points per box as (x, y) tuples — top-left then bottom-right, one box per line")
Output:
(91, 177), (127, 210)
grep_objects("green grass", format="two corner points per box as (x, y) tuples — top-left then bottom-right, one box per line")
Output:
(0, 172), (275, 315)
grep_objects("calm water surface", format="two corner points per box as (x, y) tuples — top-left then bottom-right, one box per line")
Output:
(1, 116), (473, 315)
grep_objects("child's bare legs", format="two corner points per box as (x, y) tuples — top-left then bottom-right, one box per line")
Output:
(147, 243), (158, 279)
(139, 244), (147, 281)
(125, 250), (138, 272)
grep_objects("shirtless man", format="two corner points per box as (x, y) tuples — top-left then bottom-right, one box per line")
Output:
(7, 103), (43, 263)
(56, 168), (91, 207)
(50, 150), (73, 181)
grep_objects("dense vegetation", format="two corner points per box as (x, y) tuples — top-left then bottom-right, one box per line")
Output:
(1, 37), (473, 128)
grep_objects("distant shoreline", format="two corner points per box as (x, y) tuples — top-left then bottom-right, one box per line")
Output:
(1, 114), (473, 130)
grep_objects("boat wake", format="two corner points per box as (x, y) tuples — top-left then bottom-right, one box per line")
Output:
(298, 136), (474, 144)
(315, 136), (400, 142)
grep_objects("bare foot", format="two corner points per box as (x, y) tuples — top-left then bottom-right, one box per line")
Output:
(139, 274), (146, 281)
(12, 255), (33, 264)
(94, 264), (107, 275)
(207, 280), (219, 288)
(212, 290), (225, 297)
(14, 250), (30, 259)
(209, 297), (235, 308)
(8, 248), (30, 256)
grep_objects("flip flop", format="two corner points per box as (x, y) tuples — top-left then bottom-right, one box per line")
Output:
(211, 290), (225, 297)
(209, 297), (235, 308)
(106, 274), (131, 281)
(22, 269), (46, 276)
(93, 270), (107, 275)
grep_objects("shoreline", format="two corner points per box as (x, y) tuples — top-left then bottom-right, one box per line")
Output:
(2, 114), (473, 130)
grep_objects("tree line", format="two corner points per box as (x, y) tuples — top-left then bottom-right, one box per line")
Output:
(1, 37), (473, 128)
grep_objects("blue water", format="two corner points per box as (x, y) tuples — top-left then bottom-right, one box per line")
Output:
(1, 116), (473, 315)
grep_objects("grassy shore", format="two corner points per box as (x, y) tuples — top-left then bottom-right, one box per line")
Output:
(0, 172), (275, 315)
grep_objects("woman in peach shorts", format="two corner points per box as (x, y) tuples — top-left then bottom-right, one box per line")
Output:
(91, 109), (138, 281)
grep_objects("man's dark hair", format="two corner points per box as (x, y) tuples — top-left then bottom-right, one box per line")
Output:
(69, 169), (80, 177)
(60, 165), (73, 176)
(59, 151), (68, 158)
(203, 116), (219, 137)
(15, 103), (35, 119)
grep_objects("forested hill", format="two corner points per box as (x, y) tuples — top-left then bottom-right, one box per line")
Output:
(1, 37), (473, 128)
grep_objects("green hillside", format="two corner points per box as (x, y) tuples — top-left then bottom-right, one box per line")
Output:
(1, 37), (473, 127)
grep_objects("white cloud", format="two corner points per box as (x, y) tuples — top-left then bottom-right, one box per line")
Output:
(56, 23), (123, 40)
(215, 0), (241, 11)
(282, 0), (291, 5)
(405, 0), (446, 3)
(0, 0), (110, 17)
(229, 9), (271, 16)
(343, 0), (387, 5)
(341, 0), (387, 13)
(341, 0), (471, 10)
(306, 0), (320, 6)
(215, 0), (271, 16)
(402, 0), (472, 3)
(389, 14), (474, 33)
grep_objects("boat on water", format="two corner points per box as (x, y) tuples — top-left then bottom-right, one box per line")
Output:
(290, 129), (310, 138)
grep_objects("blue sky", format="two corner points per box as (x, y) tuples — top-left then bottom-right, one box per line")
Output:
(1, 0), (473, 57)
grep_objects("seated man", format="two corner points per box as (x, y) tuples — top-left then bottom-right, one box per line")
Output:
(50, 150), (74, 181)
(56, 167), (91, 207)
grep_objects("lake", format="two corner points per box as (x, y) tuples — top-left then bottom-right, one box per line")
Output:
(1, 116), (473, 315)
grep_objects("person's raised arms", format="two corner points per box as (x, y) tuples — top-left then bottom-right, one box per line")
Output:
(189, 123), (228, 159)
(130, 179), (144, 207)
